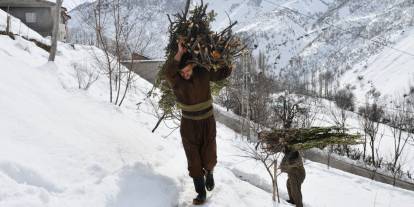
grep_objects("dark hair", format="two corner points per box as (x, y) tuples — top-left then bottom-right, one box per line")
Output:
(287, 151), (299, 160)
(178, 52), (193, 69)
(284, 146), (291, 153)
(284, 146), (299, 160)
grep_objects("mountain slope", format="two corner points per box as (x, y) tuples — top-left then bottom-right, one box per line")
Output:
(340, 27), (414, 100)
(68, 0), (414, 99)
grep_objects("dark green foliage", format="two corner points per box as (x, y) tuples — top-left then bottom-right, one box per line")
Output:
(258, 127), (363, 152)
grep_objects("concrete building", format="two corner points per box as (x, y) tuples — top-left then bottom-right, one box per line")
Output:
(121, 59), (165, 84)
(0, 0), (71, 41)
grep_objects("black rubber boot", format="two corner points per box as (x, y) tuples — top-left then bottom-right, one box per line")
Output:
(286, 199), (295, 205)
(205, 170), (215, 191)
(192, 177), (206, 205)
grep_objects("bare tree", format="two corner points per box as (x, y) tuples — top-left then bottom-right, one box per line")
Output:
(239, 143), (282, 202)
(87, 0), (153, 106)
(358, 102), (384, 167)
(240, 53), (253, 140)
(93, 0), (115, 102)
(220, 51), (277, 140)
(72, 62), (100, 90)
(387, 97), (412, 185)
(6, 13), (11, 34)
(272, 92), (304, 130)
(249, 73), (274, 133)
(330, 88), (355, 156)
(49, 0), (63, 62)
(247, 52), (275, 135)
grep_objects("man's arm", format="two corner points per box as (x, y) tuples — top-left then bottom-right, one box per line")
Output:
(209, 64), (233, 82)
(280, 156), (288, 173)
(164, 40), (187, 87)
(164, 56), (180, 87)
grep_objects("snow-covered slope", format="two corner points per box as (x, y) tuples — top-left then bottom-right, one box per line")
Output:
(1, 9), (414, 207)
(340, 28), (414, 101)
(208, 0), (336, 68)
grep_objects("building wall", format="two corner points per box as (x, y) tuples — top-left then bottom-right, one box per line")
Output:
(121, 60), (164, 84)
(0, 7), (53, 37)
(0, 0), (69, 41)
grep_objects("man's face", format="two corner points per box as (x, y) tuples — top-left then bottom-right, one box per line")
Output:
(180, 64), (194, 80)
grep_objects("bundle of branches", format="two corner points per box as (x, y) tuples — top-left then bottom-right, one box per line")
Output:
(165, 0), (244, 71)
(258, 127), (363, 152)
(150, 0), (242, 131)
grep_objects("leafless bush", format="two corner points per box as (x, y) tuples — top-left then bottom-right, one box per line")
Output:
(76, 0), (153, 106)
(358, 102), (384, 167)
(271, 92), (307, 130)
(334, 88), (355, 112)
(72, 62), (100, 90)
(329, 88), (355, 156)
(238, 143), (282, 202)
(386, 97), (413, 185)
(218, 52), (275, 140)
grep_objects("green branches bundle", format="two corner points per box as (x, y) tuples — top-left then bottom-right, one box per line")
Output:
(258, 127), (363, 152)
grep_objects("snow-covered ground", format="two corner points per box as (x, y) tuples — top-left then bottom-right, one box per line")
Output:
(1, 15), (414, 207)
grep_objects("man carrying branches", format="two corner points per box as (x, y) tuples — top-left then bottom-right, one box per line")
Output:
(258, 127), (361, 205)
(280, 147), (306, 207)
(157, 1), (244, 204)
(164, 38), (232, 205)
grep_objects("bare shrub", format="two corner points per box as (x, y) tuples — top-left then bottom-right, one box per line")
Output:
(72, 62), (100, 90)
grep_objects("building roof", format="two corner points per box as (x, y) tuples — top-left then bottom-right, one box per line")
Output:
(0, 0), (56, 7)
(0, 0), (69, 11)
(0, 0), (70, 19)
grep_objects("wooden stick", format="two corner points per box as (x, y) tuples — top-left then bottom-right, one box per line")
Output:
(152, 113), (166, 133)
(6, 15), (11, 34)
(183, 0), (191, 19)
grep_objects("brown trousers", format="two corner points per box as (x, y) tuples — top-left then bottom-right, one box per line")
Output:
(287, 167), (306, 207)
(180, 116), (217, 178)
